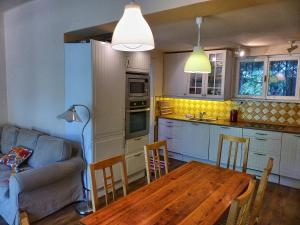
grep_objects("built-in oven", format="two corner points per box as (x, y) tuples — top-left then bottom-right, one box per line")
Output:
(126, 99), (150, 139)
(127, 73), (149, 98)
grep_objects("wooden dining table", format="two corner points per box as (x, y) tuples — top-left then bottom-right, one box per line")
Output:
(80, 161), (251, 225)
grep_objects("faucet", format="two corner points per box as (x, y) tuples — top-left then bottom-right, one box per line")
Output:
(199, 112), (206, 120)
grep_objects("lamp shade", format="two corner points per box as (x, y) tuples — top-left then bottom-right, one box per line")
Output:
(57, 106), (82, 123)
(184, 46), (211, 73)
(111, 2), (154, 52)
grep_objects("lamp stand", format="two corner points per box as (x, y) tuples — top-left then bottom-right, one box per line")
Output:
(73, 104), (93, 215)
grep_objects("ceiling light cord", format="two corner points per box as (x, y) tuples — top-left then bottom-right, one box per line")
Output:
(196, 17), (202, 47)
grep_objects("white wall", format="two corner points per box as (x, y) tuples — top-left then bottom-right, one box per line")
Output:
(3, 0), (204, 137)
(0, 13), (7, 125)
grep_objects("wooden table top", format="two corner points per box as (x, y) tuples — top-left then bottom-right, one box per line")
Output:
(80, 161), (251, 225)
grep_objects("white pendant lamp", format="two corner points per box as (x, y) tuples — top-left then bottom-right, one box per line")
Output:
(184, 17), (211, 73)
(112, 1), (154, 52)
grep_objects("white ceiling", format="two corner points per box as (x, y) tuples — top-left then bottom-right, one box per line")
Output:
(152, 0), (300, 51)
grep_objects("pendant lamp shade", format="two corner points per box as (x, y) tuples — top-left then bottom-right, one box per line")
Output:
(184, 17), (211, 74)
(112, 2), (154, 52)
(184, 46), (211, 73)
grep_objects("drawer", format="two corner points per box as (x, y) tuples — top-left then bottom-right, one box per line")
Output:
(246, 137), (281, 156)
(243, 128), (282, 140)
(158, 118), (185, 127)
(126, 151), (145, 176)
(248, 152), (279, 174)
(125, 135), (148, 155)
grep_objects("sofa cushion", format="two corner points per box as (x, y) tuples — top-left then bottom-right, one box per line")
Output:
(0, 147), (32, 169)
(28, 135), (72, 168)
(16, 128), (42, 150)
(0, 165), (11, 199)
(1, 125), (19, 154)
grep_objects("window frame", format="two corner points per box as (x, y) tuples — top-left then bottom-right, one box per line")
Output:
(235, 56), (268, 99)
(266, 55), (300, 101)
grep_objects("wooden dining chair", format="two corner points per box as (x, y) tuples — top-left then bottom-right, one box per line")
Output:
(217, 134), (250, 173)
(89, 154), (128, 212)
(226, 178), (256, 225)
(248, 157), (274, 225)
(144, 140), (169, 184)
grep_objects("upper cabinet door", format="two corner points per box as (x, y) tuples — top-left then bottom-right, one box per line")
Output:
(93, 41), (126, 138)
(236, 57), (267, 98)
(266, 56), (300, 101)
(126, 52), (151, 73)
(186, 50), (232, 100)
(163, 52), (189, 97)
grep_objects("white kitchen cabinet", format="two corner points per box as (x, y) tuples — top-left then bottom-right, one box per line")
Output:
(181, 122), (210, 160)
(126, 52), (151, 73)
(93, 41), (126, 138)
(209, 125), (243, 167)
(125, 135), (148, 176)
(187, 50), (232, 100)
(158, 118), (184, 155)
(163, 52), (189, 97)
(243, 129), (282, 174)
(280, 133), (300, 180)
(163, 50), (232, 99)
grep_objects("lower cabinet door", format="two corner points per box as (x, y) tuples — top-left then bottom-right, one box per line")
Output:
(280, 133), (300, 179)
(248, 152), (280, 174)
(126, 151), (146, 176)
(209, 126), (243, 166)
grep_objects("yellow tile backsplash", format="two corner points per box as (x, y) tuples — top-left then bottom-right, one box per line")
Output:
(156, 97), (300, 126)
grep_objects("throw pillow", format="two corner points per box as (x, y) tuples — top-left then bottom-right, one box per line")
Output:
(0, 146), (32, 169)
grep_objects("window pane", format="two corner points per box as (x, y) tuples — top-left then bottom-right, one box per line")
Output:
(268, 60), (298, 97)
(190, 74), (196, 88)
(239, 61), (264, 96)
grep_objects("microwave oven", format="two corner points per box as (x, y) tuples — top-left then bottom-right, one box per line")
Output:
(127, 73), (149, 98)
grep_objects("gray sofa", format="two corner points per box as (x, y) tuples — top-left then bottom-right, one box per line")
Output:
(0, 125), (84, 225)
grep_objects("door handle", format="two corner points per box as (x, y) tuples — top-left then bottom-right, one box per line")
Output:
(127, 108), (150, 113)
(256, 137), (266, 141)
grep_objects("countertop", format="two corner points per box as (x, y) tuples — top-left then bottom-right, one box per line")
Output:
(158, 114), (300, 134)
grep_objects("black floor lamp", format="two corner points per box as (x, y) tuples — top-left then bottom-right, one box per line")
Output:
(57, 104), (93, 215)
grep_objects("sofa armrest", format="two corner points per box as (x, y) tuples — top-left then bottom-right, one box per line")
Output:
(9, 156), (84, 193)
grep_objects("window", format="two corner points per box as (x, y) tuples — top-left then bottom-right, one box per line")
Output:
(267, 59), (298, 97)
(237, 59), (265, 97)
(236, 55), (300, 101)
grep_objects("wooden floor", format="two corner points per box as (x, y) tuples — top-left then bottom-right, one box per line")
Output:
(1, 159), (299, 225)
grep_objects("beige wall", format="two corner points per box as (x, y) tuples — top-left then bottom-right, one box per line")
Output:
(249, 41), (300, 56)
(0, 13), (7, 125)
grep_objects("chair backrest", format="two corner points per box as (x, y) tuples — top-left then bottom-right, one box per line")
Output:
(226, 179), (256, 225)
(144, 140), (169, 184)
(89, 154), (128, 212)
(216, 134), (250, 173)
(249, 158), (273, 225)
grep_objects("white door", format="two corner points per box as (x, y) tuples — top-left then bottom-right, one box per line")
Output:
(163, 52), (189, 97)
(181, 122), (209, 160)
(93, 134), (125, 189)
(158, 119), (184, 154)
(209, 126), (243, 167)
(126, 52), (151, 73)
(280, 133), (300, 179)
(92, 41), (126, 138)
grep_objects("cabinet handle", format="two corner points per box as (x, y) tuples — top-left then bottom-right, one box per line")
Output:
(294, 135), (300, 138)
(253, 152), (266, 156)
(220, 126), (230, 129)
(192, 123), (200, 125)
(166, 125), (173, 128)
(167, 137), (173, 140)
(255, 133), (267, 136)
(256, 137), (266, 141)
(134, 137), (142, 141)
(167, 121), (173, 124)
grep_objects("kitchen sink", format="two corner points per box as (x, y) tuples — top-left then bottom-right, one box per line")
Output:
(187, 117), (217, 122)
